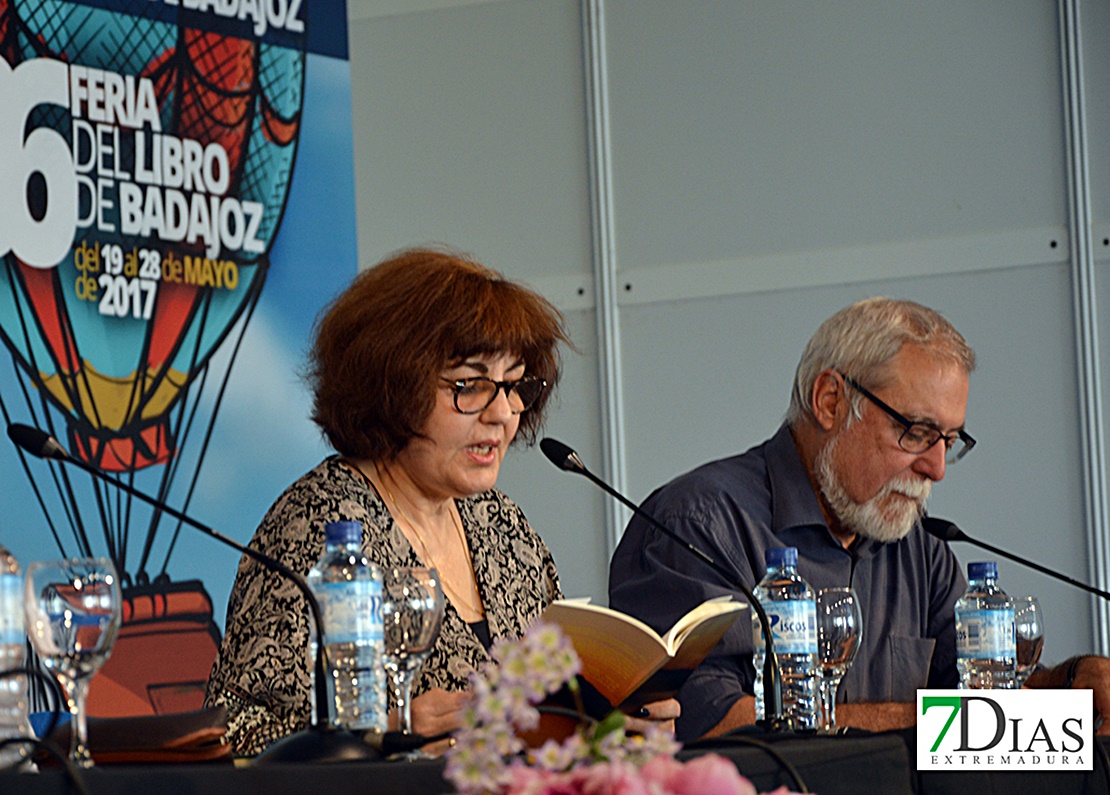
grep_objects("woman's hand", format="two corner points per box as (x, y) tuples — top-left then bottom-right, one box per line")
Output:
(623, 698), (681, 735)
(389, 688), (470, 755)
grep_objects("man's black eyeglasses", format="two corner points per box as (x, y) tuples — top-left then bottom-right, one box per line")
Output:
(841, 374), (975, 464)
(441, 376), (547, 415)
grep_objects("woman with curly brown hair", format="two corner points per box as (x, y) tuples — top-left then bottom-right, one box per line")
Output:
(204, 247), (572, 756)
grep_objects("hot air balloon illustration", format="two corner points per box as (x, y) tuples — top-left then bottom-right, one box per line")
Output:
(0, 0), (306, 715)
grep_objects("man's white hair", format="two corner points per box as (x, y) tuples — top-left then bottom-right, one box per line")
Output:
(786, 297), (976, 427)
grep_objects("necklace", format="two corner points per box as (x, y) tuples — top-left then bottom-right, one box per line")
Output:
(369, 462), (486, 617)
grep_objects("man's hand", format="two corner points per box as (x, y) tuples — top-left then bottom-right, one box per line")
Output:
(833, 702), (915, 732)
(702, 695), (756, 737)
(700, 696), (916, 737)
(1028, 655), (1110, 735)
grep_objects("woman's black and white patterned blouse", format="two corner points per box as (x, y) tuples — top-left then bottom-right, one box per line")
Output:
(204, 457), (562, 756)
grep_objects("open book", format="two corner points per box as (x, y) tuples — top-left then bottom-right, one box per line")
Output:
(540, 596), (747, 710)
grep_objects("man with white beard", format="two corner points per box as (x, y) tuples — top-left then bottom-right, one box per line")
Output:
(610, 297), (1110, 741)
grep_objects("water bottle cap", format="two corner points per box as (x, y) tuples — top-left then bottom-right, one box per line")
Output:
(968, 561), (998, 581)
(324, 520), (362, 546)
(765, 546), (798, 568)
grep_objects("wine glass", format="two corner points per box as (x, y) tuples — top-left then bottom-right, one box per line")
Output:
(381, 566), (444, 759)
(1013, 596), (1044, 687)
(24, 557), (122, 768)
(816, 587), (862, 732)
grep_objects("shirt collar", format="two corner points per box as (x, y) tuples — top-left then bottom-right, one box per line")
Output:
(765, 423), (888, 559)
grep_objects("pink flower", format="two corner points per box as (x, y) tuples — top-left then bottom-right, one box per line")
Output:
(498, 756), (775, 795)
(573, 761), (653, 795)
(503, 765), (553, 795)
(502, 761), (657, 795)
(641, 753), (757, 795)
(639, 754), (683, 784)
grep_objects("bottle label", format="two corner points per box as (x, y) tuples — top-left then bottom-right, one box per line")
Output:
(0, 576), (21, 645)
(314, 580), (383, 645)
(956, 608), (1015, 658)
(754, 599), (817, 655)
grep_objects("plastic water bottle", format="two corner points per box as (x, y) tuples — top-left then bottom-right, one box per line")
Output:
(0, 546), (29, 767)
(306, 521), (387, 732)
(955, 561), (1016, 689)
(752, 547), (818, 730)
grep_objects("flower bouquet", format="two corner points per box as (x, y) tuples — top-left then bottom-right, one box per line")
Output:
(444, 621), (798, 795)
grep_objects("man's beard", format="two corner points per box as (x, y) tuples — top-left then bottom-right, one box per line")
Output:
(815, 432), (931, 543)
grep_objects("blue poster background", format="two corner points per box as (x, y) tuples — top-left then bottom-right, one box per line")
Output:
(0, 0), (356, 634)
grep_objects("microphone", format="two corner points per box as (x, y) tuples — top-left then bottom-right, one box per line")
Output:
(540, 438), (586, 474)
(7, 423), (386, 763)
(922, 515), (1110, 601)
(7, 423), (68, 461)
(539, 437), (787, 731)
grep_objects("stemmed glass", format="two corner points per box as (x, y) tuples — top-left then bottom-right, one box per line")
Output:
(816, 587), (862, 732)
(24, 557), (122, 768)
(381, 566), (444, 759)
(1014, 596), (1044, 687)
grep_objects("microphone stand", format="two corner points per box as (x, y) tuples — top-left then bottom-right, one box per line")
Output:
(7, 423), (381, 763)
(539, 438), (787, 731)
(924, 516), (1110, 601)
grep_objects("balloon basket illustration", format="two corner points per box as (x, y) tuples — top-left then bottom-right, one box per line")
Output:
(86, 578), (223, 717)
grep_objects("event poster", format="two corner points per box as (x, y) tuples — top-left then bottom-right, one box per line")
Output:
(0, 0), (356, 649)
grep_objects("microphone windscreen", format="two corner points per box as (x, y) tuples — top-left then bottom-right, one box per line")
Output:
(922, 516), (966, 543)
(540, 438), (581, 472)
(7, 424), (57, 459)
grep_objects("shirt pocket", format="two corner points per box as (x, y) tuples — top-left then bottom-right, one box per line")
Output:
(888, 636), (937, 701)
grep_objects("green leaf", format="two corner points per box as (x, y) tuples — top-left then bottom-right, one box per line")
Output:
(592, 710), (626, 742)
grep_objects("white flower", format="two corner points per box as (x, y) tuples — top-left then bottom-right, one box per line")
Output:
(444, 621), (683, 794)
(531, 738), (576, 771)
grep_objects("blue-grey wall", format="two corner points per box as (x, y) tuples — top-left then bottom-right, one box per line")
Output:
(347, 0), (1110, 667)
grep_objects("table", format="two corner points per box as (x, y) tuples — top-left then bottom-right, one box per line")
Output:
(914, 736), (1110, 795)
(6, 732), (1110, 794)
(683, 730), (913, 793)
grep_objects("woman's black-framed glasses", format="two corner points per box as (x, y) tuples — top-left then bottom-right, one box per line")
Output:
(441, 376), (547, 415)
(841, 374), (976, 464)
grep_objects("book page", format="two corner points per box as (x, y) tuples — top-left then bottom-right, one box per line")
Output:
(661, 596), (747, 653)
(618, 601), (746, 709)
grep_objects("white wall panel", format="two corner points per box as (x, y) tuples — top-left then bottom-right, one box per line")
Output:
(603, 1), (1065, 270)
(349, 0), (592, 274)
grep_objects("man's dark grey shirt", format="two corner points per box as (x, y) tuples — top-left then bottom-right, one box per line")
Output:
(608, 424), (965, 740)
